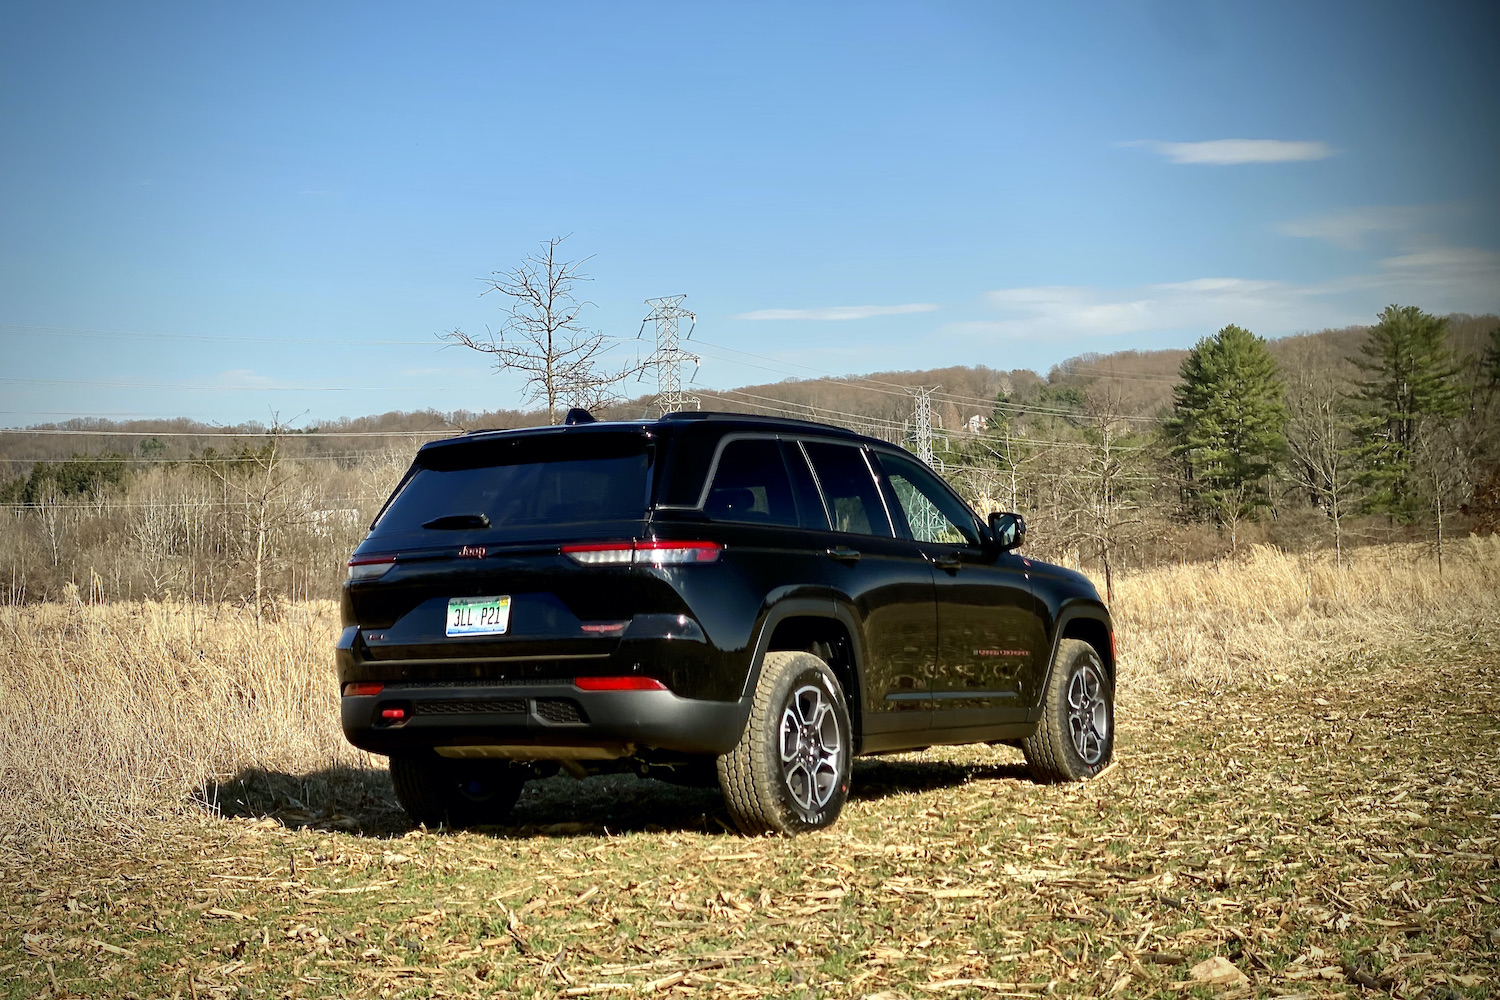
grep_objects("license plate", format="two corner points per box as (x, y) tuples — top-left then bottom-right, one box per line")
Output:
(446, 596), (511, 637)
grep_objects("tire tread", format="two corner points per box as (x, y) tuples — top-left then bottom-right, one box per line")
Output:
(1023, 638), (1112, 783)
(718, 651), (848, 835)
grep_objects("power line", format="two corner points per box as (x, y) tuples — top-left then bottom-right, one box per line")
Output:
(0, 322), (438, 346)
(0, 452), (405, 464)
(1, 496), (386, 510)
(2, 428), (456, 438)
(689, 337), (1165, 424)
(0, 377), (473, 392)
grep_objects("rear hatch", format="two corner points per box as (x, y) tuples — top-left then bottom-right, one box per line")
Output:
(346, 428), (655, 670)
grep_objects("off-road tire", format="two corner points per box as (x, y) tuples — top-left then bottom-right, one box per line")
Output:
(1023, 638), (1114, 783)
(718, 651), (852, 835)
(389, 753), (525, 828)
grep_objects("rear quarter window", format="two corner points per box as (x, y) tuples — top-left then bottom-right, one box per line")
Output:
(803, 441), (893, 537)
(703, 438), (798, 526)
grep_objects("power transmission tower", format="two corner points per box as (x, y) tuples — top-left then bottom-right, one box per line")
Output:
(907, 385), (939, 465)
(641, 295), (698, 416)
(905, 385), (949, 540)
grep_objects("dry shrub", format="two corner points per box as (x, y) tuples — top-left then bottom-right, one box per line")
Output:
(0, 598), (374, 850)
(1108, 536), (1500, 693)
(3, 538), (1497, 851)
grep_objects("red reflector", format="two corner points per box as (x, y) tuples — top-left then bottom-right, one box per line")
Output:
(344, 682), (384, 697)
(580, 621), (628, 633)
(380, 707), (407, 720)
(574, 676), (667, 692)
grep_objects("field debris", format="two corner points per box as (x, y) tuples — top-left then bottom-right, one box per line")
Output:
(1, 541), (1498, 996)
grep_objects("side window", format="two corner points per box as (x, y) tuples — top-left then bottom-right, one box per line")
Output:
(877, 451), (981, 546)
(782, 441), (830, 531)
(703, 438), (798, 525)
(803, 442), (893, 537)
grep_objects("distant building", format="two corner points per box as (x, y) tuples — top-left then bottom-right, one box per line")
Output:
(966, 414), (988, 433)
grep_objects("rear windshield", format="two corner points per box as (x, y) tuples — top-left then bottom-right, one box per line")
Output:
(371, 433), (652, 537)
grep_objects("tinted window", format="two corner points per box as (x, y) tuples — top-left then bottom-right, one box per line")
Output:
(704, 438), (797, 525)
(372, 434), (650, 536)
(783, 441), (830, 531)
(803, 442), (892, 537)
(877, 451), (981, 546)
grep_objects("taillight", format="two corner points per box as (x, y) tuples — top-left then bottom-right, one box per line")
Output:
(343, 681), (384, 697)
(574, 676), (668, 691)
(347, 554), (396, 581)
(561, 540), (722, 566)
(635, 540), (722, 565)
(561, 542), (635, 565)
(380, 706), (408, 721)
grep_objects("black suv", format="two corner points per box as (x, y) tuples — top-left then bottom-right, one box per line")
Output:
(338, 411), (1114, 835)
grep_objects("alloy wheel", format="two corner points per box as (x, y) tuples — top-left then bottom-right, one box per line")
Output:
(778, 684), (843, 811)
(1066, 663), (1110, 765)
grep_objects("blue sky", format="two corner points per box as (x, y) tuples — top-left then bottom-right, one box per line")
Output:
(2, 1), (1497, 426)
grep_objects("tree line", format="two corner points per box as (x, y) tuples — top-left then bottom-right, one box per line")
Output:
(938, 305), (1500, 600)
(1, 297), (1495, 607)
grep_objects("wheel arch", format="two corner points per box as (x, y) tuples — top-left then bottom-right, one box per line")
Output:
(741, 599), (866, 751)
(1044, 601), (1115, 690)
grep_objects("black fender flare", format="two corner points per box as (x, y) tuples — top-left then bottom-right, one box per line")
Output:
(738, 596), (867, 708)
(1035, 599), (1115, 711)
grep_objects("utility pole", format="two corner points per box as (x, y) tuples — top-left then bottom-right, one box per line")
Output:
(641, 295), (698, 416)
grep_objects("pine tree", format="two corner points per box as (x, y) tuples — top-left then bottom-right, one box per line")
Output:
(1166, 324), (1288, 546)
(1483, 325), (1500, 388)
(1350, 305), (1462, 521)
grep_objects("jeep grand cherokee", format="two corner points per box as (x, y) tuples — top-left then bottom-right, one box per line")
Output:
(338, 410), (1115, 835)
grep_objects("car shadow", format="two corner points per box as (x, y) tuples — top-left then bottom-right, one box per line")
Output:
(200, 756), (1035, 838)
(849, 758), (1034, 802)
(200, 766), (732, 839)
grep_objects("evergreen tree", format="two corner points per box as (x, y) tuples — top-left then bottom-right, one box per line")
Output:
(1166, 324), (1288, 542)
(1350, 305), (1462, 521)
(1483, 325), (1500, 388)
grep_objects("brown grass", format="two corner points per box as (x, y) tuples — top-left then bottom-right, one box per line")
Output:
(3, 538), (1497, 855)
(1108, 536), (1500, 694)
(0, 598), (369, 851)
(1, 542), (1497, 997)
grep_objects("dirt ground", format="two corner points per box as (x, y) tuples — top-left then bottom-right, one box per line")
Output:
(3, 633), (1496, 1000)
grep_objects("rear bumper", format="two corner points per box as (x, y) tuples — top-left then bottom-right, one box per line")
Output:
(341, 681), (749, 757)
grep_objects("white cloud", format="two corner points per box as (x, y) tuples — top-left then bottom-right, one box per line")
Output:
(962, 248), (1500, 343)
(1126, 139), (1336, 165)
(1276, 206), (1427, 250)
(735, 303), (939, 321)
(973, 278), (1317, 340)
(1378, 245), (1500, 284)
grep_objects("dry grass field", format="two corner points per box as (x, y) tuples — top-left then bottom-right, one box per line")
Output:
(1, 540), (1497, 998)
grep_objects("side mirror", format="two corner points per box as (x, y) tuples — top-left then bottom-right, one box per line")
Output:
(988, 511), (1026, 551)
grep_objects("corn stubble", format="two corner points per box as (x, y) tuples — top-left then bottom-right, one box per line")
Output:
(1, 539), (1496, 997)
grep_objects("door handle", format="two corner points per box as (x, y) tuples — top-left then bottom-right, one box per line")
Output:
(827, 546), (862, 564)
(933, 551), (963, 571)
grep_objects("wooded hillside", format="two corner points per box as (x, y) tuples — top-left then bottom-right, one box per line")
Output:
(2, 311), (1496, 605)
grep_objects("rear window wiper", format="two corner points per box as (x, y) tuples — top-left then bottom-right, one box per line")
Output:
(421, 513), (492, 530)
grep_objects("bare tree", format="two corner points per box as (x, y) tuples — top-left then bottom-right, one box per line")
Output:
(443, 236), (643, 424)
(1413, 415), (1468, 576)
(1284, 372), (1360, 563)
(1055, 389), (1150, 603)
(200, 416), (311, 624)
